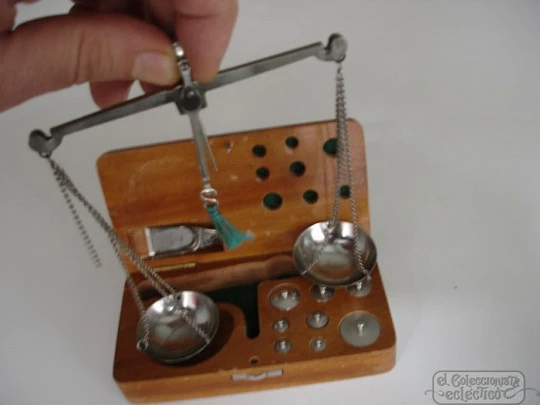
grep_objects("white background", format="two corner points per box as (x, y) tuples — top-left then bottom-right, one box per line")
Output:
(1, 1), (540, 404)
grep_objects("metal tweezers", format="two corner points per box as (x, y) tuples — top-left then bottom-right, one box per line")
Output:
(29, 33), (347, 180)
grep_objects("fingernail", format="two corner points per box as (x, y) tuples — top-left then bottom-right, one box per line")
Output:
(132, 52), (178, 85)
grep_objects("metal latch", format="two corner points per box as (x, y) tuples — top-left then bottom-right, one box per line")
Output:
(231, 369), (283, 382)
(145, 225), (221, 257)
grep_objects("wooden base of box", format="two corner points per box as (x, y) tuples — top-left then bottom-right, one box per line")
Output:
(96, 119), (396, 402)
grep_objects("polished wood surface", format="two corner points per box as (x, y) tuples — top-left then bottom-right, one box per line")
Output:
(114, 268), (395, 403)
(96, 119), (396, 402)
(137, 255), (297, 300)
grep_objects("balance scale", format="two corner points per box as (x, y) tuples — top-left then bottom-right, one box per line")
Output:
(28, 33), (396, 403)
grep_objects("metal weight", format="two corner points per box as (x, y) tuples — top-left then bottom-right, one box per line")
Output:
(269, 286), (301, 311)
(339, 311), (380, 347)
(310, 284), (335, 302)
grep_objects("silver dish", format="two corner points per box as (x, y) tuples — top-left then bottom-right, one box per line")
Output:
(293, 221), (377, 287)
(136, 291), (219, 364)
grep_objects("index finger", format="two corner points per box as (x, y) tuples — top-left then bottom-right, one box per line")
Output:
(146, 0), (238, 83)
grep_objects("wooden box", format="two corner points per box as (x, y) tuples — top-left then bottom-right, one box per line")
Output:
(96, 119), (396, 403)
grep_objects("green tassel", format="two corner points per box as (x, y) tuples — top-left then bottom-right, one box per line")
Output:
(206, 204), (252, 249)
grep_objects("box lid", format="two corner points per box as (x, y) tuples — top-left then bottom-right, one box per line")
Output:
(96, 119), (370, 274)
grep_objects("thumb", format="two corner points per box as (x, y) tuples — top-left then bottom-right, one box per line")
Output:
(0, 13), (180, 112)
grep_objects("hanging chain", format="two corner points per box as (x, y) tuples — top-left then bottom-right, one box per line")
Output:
(109, 234), (151, 349)
(52, 167), (101, 268)
(301, 62), (368, 278)
(329, 62), (349, 229)
(46, 157), (211, 345)
(335, 63), (368, 277)
(48, 158), (173, 295)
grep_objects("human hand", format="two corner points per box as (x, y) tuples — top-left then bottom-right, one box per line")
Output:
(0, 0), (238, 112)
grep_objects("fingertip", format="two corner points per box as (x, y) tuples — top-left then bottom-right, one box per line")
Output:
(132, 51), (180, 86)
(90, 80), (133, 108)
(192, 65), (219, 83)
(174, 0), (238, 83)
(139, 81), (166, 95)
(172, 0), (238, 18)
